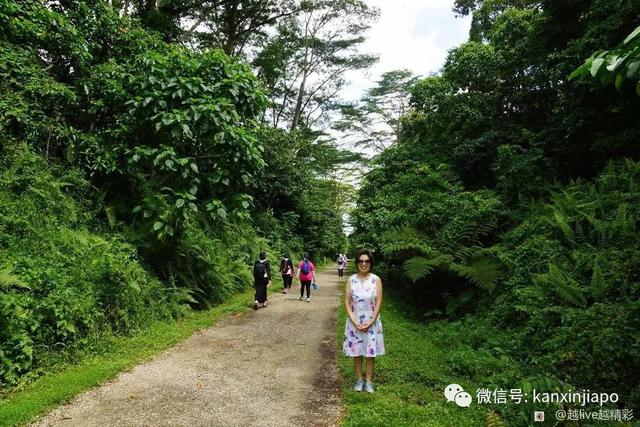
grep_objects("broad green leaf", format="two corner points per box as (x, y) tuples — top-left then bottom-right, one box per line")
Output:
(615, 73), (624, 90)
(568, 63), (587, 81)
(153, 221), (163, 231)
(176, 199), (185, 208)
(623, 26), (640, 46)
(590, 58), (605, 77)
(188, 202), (198, 212)
(605, 55), (620, 72)
(627, 61), (640, 79)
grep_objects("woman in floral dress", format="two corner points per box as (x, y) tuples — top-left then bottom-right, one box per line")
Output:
(343, 248), (384, 393)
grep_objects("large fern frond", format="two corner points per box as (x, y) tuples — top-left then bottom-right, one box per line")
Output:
(547, 264), (586, 307)
(0, 268), (30, 290)
(380, 226), (434, 256)
(453, 245), (475, 261)
(402, 254), (453, 282)
(485, 410), (507, 427)
(449, 257), (500, 292)
(551, 209), (574, 242)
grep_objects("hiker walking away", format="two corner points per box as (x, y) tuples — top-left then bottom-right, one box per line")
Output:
(343, 249), (384, 393)
(337, 253), (347, 278)
(280, 254), (295, 294)
(253, 252), (272, 309)
(297, 253), (316, 302)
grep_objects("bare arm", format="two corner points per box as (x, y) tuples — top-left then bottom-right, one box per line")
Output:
(372, 276), (383, 322)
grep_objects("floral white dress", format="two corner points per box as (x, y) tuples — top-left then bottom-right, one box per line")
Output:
(343, 273), (385, 357)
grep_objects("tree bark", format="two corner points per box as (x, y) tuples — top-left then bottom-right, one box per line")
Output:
(223, 1), (239, 55)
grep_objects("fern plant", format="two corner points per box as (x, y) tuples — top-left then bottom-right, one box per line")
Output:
(484, 410), (507, 427)
(533, 263), (587, 307)
(383, 225), (501, 292)
(0, 268), (30, 290)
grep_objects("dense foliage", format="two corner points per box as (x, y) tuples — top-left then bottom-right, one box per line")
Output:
(0, 0), (350, 388)
(0, 145), (189, 385)
(350, 0), (640, 418)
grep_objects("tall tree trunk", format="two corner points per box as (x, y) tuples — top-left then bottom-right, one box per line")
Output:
(223, 1), (239, 55)
(290, 72), (308, 131)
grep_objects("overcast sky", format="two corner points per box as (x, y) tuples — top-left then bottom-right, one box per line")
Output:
(341, 0), (472, 101)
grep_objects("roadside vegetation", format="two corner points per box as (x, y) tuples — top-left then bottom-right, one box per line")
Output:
(2, 1), (640, 426)
(347, 2), (640, 424)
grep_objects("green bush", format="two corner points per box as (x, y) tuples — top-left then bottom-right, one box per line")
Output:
(0, 145), (188, 386)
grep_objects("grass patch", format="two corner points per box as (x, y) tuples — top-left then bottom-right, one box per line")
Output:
(0, 286), (259, 427)
(336, 287), (488, 426)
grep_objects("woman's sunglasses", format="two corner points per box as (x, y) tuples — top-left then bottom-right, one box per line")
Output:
(357, 259), (371, 264)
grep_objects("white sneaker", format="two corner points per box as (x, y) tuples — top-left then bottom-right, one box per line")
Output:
(354, 379), (364, 392)
(306, 297), (311, 302)
(364, 382), (374, 393)
(299, 296), (303, 301)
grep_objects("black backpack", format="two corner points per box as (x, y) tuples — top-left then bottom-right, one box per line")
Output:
(281, 258), (291, 274)
(254, 261), (266, 280)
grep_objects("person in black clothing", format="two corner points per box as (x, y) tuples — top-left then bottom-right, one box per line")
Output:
(253, 252), (272, 309)
(280, 254), (295, 294)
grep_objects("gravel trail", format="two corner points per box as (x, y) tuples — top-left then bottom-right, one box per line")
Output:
(33, 265), (345, 427)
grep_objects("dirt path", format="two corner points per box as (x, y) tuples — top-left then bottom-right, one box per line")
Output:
(34, 265), (345, 427)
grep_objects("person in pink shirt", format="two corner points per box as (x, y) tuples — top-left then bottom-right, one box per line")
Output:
(296, 253), (316, 302)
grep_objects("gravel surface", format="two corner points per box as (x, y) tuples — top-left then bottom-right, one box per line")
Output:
(33, 265), (345, 427)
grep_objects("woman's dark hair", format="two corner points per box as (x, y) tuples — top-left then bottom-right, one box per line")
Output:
(303, 252), (309, 261)
(355, 248), (374, 271)
(259, 251), (267, 260)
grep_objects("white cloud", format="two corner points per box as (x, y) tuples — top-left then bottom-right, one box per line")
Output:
(340, 0), (471, 101)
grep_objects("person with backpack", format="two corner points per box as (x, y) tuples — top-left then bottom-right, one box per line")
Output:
(253, 252), (272, 310)
(337, 253), (347, 278)
(280, 253), (295, 294)
(297, 253), (316, 302)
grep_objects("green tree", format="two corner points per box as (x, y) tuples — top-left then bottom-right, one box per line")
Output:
(182, 0), (301, 55)
(570, 25), (640, 95)
(254, 0), (378, 130)
(334, 69), (419, 152)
